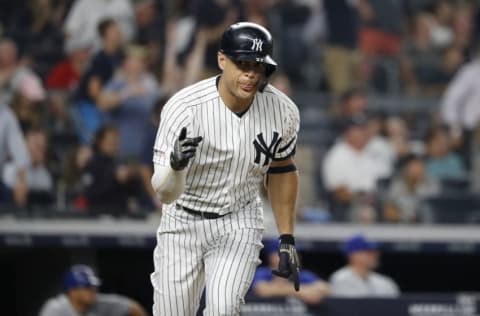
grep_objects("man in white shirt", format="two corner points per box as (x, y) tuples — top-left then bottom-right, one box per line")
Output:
(63, 0), (134, 51)
(322, 114), (386, 220)
(323, 114), (387, 194)
(329, 234), (400, 297)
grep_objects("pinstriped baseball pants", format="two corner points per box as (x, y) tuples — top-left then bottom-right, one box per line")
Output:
(151, 204), (264, 316)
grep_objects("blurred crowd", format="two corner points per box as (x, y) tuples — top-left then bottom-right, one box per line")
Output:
(1, 0), (480, 223)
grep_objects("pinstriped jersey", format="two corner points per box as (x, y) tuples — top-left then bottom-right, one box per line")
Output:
(153, 76), (300, 215)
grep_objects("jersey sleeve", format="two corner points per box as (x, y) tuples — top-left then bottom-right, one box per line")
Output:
(274, 101), (300, 161)
(153, 95), (192, 166)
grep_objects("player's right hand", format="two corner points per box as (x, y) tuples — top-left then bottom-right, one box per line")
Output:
(170, 127), (203, 171)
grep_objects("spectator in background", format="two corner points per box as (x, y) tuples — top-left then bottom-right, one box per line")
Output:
(384, 154), (439, 223)
(270, 72), (292, 97)
(329, 234), (400, 297)
(9, 68), (48, 133)
(0, 38), (45, 106)
(400, 12), (463, 95)
(46, 37), (92, 91)
(323, 0), (360, 95)
(73, 18), (124, 143)
(134, 0), (165, 74)
(39, 264), (147, 316)
(440, 51), (480, 168)
(81, 125), (146, 215)
(63, 0), (134, 52)
(0, 103), (30, 208)
(365, 113), (396, 177)
(451, 4), (474, 58)
(331, 87), (368, 135)
(12, 0), (65, 79)
(429, 0), (455, 50)
(357, 0), (404, 57)
(2, 128), (53, 208)
(61, 144), (92, 210)
(251, 240), (330, 305)
(190, 0), (242, 81)
(322, 114), (387, 221)
(138, 98), (167, 212)
(98, 45), (160, 161)
(385, 116), (424, 159)
(424, 127), (465, 180)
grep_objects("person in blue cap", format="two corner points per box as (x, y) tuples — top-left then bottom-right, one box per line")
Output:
(38, 264), (147, 316)
(250, 239), (330, 305)
(329, 234), (399, 297)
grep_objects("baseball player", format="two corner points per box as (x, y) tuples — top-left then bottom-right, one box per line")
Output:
(151, 22), (300, 316)
(39, 264), (147, 316)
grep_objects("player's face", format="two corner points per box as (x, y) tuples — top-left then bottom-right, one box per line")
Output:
(218, 53), (265, 100)
(99, 129), (120, 157)
(352, 250), (379, 270)
(70, 287), (97, 307)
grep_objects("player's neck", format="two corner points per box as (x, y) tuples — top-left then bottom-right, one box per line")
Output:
(68, 297), (88, 314)
(350, 265), (370, 279)
(218, 77), (253, 113)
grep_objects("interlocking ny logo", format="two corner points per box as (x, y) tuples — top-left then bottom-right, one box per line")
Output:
(253, 132), (281, 166)
(250, 38), (263, 52)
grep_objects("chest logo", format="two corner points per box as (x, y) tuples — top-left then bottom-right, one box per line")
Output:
(253, 132), (281, 166)
(251, 38), (264, 52)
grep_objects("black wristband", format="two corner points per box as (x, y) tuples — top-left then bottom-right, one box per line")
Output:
(279, 234), (295, 246)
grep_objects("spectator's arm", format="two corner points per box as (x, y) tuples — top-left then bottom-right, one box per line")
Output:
(12, 168), (27, 208)
(63, 0), (84, 37)
(88, 76), (103, 103)
(254, 281), (296, 298)
(295, 280), (330, 305)
(383, 201), (401, 222)
(5, 109), (30, 207)
(128, 300), (147, 316)
(255, 280), (330, 305)
(400, 57), (419, 95)
(97, 90), (123, 110)
(440, 65), (475, 128)
(184, 30), (208, 86)
(356, 0), (375, 22)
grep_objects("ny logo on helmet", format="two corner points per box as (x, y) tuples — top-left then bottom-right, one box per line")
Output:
(251, 38), (263, 52)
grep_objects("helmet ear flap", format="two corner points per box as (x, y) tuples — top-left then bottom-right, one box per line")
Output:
(258, 78), (268, 92)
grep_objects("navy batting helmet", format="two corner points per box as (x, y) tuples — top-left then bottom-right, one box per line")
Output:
(62, 264), (101, 291)
(219, 22), (277, 79)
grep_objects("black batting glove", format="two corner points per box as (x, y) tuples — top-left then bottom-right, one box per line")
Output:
(170, 127), (203, 171)
(272, 234), (300, 291)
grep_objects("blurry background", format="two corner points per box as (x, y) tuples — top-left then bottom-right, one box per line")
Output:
(2, 0), (480, 315)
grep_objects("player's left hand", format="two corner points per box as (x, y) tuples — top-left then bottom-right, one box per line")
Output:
(272, 234), (300, 291)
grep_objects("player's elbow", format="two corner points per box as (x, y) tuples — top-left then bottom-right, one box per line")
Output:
(156, 191), (177, 204)
(151, 167), (184, 204)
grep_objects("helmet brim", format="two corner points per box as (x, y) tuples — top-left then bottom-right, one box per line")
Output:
(222, 52), (277, 77)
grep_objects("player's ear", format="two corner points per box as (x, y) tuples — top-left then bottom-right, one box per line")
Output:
(217, 52), (226, 71)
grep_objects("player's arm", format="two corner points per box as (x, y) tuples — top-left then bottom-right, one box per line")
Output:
(267, 157), (298, 235)
(266, 157), (301, 291)
(151, 127), (202, 204)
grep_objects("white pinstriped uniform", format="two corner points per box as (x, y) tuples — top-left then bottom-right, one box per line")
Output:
(151, 76), (300, 315)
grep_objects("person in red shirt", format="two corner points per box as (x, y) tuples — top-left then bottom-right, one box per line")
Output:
(46, 38), (91, 91)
